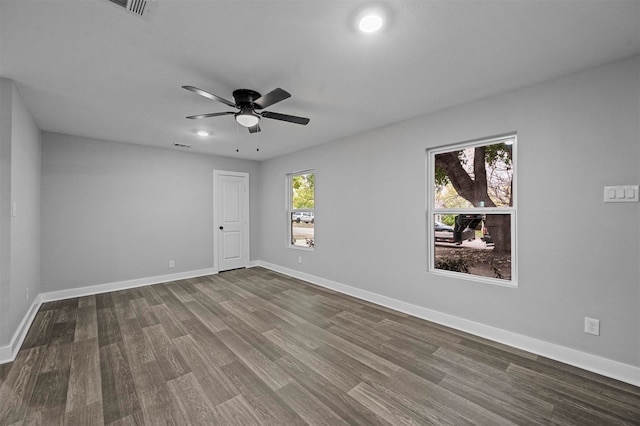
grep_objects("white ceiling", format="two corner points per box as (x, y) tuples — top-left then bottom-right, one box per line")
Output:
(1, 0), (639, 160)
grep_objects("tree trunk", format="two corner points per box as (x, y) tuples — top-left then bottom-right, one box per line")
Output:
(435, 151), (480, 205)
(484, 214), (510, 254)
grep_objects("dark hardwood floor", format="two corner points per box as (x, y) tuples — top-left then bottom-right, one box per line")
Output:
(0, 267), (638, 425)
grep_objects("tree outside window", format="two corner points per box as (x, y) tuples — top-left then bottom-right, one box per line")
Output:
(428, 135), (516, 285)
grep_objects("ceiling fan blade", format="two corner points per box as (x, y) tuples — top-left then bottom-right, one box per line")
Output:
(182, 86), (236, 108)
(261, 111), (310, 125)
(248, 123), (261, 133)
(253, 88), (291, 109)
(186, 111), (235, 120)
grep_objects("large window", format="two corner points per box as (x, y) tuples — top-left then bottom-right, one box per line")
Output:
(427, 134), (516, 286)
(288, 171), (314, 249)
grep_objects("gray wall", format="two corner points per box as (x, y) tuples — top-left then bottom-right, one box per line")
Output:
(41, 133), (259, 292)
(257, 56), (640, 367)
(0, 78), (41, 348)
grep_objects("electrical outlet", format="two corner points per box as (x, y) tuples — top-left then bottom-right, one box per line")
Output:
(298, 256), (302, 264)
(585, 317), (600, 336)
(168, 260), (175, 269)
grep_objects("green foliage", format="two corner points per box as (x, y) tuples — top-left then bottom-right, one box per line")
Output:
(485, 143), (512, 170)
(292, 173), (314, 209)
(435, 166), (450, 188)
(436, 182), (473, 209)
(440, 214), (455, 226)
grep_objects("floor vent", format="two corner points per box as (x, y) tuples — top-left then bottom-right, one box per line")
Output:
(173, 143), (191, 148)
(105, 0), (154, 19)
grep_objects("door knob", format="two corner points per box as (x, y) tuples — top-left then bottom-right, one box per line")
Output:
(219, 226), (224, 230)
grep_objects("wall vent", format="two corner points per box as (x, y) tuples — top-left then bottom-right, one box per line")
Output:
(105, 0), (154, 19)
(173, 143), (191, 148)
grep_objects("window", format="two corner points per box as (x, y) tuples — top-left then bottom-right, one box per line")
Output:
(288, 171), (314, 249)
(427, 134), (516, 285)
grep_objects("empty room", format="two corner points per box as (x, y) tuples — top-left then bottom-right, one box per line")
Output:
(1, 0), (639, 424)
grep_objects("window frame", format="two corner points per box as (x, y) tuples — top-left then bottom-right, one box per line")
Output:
(427, 133), (518, 287)
(287, 170), (315, 251)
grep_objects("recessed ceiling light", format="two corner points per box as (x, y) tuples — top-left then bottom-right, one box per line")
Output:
(359, 14), (383, 33)
(196, 130), (210, 137)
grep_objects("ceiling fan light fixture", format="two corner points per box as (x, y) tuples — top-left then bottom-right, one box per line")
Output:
(235, 110), (260, 127)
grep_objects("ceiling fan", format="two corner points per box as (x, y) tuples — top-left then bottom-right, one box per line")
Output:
(182, 86), (310, 133)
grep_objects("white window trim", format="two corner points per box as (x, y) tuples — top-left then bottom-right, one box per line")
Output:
(287, 170), (315, 251)
(427, 133), (518, 287)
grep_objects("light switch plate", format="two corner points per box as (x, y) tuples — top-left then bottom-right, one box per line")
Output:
(604, 185), (639, 202)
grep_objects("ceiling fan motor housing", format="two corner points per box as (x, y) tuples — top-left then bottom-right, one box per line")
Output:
(233, 89), (262, 108)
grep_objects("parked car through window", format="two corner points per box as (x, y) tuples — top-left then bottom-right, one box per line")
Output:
(292, 212), (314, 223)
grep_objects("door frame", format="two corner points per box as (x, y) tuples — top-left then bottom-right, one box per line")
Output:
(213, 170), (250, 274)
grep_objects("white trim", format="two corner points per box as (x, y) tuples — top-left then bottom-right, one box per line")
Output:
(0, 267), (215, 364)
(427, 133), (518, 286)
(254, 260), (640, 387)
(0, 296), (42, 364)
(247, 260), (261, 268)
(213, 170), (250, 273)
(287, 171), (315, 251)
(430, 132), (518, 157)
(39, 268), (216, 302)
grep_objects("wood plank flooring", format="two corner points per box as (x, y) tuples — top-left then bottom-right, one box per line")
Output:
(1, 267), (638, 425)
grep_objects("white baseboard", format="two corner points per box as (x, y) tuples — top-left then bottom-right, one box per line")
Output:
(0, 296), (42, 364)
(0, 268), (216, 364)
(255, 260), (640, 387)
(39, 268), (216, 303)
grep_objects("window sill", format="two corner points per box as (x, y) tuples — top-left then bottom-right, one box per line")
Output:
(429, 267), (517, 288)
(288, 245), (314, 252)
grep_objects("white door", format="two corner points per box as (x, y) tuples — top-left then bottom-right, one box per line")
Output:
(214, 171), (249, 272)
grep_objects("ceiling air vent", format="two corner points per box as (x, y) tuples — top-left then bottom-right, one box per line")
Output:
(105, 0), (154, 19)
(173, 143), (191, 148)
